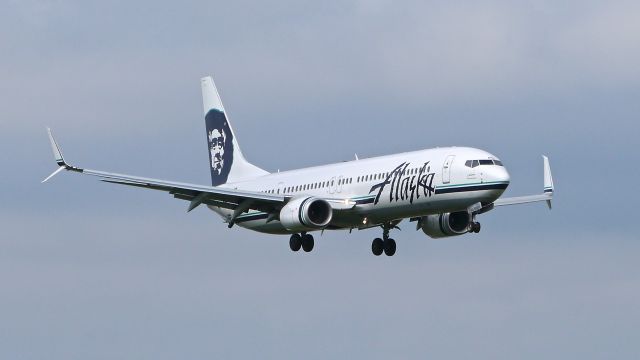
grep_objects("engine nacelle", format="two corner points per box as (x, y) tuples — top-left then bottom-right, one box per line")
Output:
(420, 211), (472, 239)
(280, 197), (333, 231)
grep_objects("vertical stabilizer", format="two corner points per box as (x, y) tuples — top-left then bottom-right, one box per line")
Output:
(201, 76), (269, 186)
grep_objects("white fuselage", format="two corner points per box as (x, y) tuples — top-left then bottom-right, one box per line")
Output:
(208, 146), (511, 234)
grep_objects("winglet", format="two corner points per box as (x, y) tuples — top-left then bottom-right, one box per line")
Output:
(43, 128), (81, 183)
(47, 128), (67, 167)
(542, 155), (554, 209)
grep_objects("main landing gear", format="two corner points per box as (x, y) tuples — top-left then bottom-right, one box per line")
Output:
(289, 233), (314, 253)
(372, 224), (397, 257)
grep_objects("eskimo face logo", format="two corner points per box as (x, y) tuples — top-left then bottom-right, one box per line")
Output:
(205, 109), (234, 185)
(209, 128), (226, 174)
(369, 161), (436, 205)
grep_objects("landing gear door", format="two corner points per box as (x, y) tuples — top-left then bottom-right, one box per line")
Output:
(442, 155), (455, 184)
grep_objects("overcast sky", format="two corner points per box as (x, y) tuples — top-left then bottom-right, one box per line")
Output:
(1, 1), (639, 359)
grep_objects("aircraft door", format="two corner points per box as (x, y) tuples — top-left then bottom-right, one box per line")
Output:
(337, 175), (344, 193)
(442, 155), (455, 184)
(329, 176), (336, 194)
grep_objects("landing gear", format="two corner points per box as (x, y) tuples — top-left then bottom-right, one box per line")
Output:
(383, 238), (396, 256)
(289, 234), (302, 251)
(372, 238), (384, 256)
(290, 233), (314, 252)
(371, 223), (398, 257)
(302, 233), (314, 252)
(471, 222), (481, 233)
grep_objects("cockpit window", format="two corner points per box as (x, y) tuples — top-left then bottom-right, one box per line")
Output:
(465, 159), (504, 168)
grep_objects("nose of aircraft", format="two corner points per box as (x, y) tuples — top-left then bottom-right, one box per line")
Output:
(489, 164), (510, 187)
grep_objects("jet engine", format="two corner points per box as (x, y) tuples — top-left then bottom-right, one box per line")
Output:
(280, 197), (333, 231)
(420, 211), (472, 238)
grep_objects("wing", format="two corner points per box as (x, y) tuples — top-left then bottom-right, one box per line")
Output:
(493, 155), (554, 209)
(43, 129), (356, 225)
(43, 129), (287, 218)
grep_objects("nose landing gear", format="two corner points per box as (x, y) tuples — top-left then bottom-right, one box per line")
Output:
(471, 222), (481, 233)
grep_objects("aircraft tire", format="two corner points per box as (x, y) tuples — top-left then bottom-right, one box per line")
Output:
(302, 234), (314, 252)
(372, 238), (384, 256)
(289, 234), (302, 252)
(383, 238), (396, 256)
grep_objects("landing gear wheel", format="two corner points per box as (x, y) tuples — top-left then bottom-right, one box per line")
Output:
(289, 234), (302, 251)
(372, 238), (384, 256)
(472, 222), (481, 233)
(383, 238), (396, 256)
(301, 234), (314, 252)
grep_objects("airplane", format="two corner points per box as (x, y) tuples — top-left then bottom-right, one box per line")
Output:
(44, 76), (554, 257)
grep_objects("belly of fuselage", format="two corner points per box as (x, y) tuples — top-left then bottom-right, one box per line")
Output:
(219, 188), (505, 234)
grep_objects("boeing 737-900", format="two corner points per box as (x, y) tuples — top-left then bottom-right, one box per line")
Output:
(44, 76), (554, 256)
